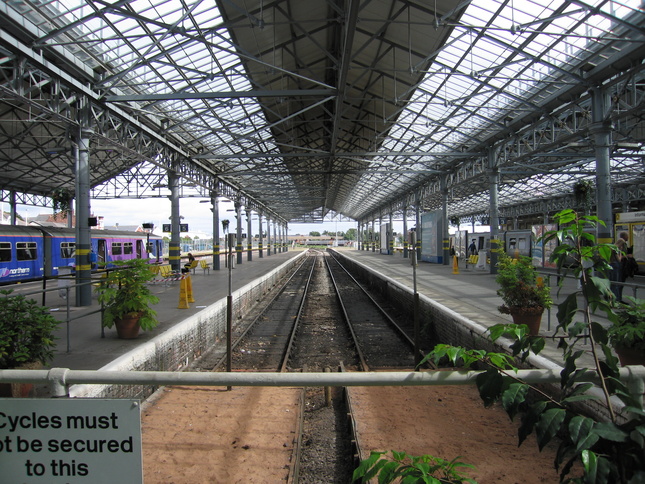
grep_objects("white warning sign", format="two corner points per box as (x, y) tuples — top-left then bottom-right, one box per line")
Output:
(0, 398), (142, 483)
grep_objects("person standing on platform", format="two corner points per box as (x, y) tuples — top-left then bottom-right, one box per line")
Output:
(619, 231), (639, 280)
(468, 239), (478, 256)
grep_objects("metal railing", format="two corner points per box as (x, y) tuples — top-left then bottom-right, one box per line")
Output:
(1, 367), (643, 402)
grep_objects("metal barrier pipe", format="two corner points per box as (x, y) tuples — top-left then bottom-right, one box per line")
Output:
(1, 367), (645, 397)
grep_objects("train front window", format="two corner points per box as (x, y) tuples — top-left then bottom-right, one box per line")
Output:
(124, 242), (133, 255)
(0, 242), (11, 262)
(60, 242), (75, 259)
(112, 242), (122, 256)
(17, 242), (37, 261)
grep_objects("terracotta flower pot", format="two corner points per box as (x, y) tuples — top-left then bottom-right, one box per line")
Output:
(115, 313), (142, 339)
(510, 308), (544, 336)
(614, 346), (645, 367)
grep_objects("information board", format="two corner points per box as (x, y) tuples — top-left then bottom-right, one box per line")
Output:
(420, 210), (444, 263)
(0, 398), (142, 483)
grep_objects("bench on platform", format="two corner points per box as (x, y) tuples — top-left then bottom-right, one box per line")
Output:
(153, 264), (183, 285)
(199, 259), (211, 275)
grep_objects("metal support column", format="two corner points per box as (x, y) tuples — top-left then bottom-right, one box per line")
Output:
(247, 209), (253, 261)
(591, 87), (614, 243)
(168, 171), (181, 273)
(9, 191), (16, 225)
(488, 147), (500, 274)
(235, 201), (243, 265)
(258, 212), (264, 258)
(75, 122), (93, 306)
(267, 217), (272, 256)
(273, 221), (277, 254)
(415, 194), (422, 260)
(212, 192), (220, 271)
(388, 211), (394, 255)
(402, 207), (408, 259)
(284, 223), (289, 252)
(441, 176), (450, 264)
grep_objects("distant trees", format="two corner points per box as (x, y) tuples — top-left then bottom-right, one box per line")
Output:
(309, 231), (321, 236)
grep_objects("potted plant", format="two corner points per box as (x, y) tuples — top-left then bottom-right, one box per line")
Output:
(0, 289), (60, 396)
(96, 258), (160, 339)
(607, 296), (645, 366)
(495, 249), (552, 335)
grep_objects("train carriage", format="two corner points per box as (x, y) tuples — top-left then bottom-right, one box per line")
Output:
(0, 225), (45, 282)
(0, 225), (163, 284)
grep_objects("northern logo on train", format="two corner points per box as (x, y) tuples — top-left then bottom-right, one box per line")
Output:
(0, 267), (30, 278)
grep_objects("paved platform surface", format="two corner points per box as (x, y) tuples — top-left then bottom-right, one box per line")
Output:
(15, 247), (634, 373)
(24, 250), (301, 370)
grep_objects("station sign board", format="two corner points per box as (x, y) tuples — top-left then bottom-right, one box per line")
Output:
(162, 223), (189, 232)
(0, 398), (142, 483)
(616, 211), (645, 223)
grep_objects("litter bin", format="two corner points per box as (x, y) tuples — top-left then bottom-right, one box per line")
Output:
(58, 265), (73, 299)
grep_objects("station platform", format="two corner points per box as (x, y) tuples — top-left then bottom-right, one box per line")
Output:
(335, 248), (616, 370)
(32, 247), (621, 375)
(40, 250), (301, 371)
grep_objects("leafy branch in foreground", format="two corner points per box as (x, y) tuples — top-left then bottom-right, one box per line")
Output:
(352, 450), (477, 484)
(421, 210), (645, 483)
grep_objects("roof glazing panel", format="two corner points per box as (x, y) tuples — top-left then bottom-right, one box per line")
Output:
(0, 0), (642, 222)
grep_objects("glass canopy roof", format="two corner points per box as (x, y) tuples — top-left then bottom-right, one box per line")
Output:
(0, 0), (643, 224)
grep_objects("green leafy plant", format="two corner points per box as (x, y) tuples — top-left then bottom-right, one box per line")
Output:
(0, 289), (59, 369)
(51, 187), (72, 214)
(96, 258), (160, 331)
(421, 210), (645, 483)
(353, 450), (477, 484)
(496, 248), (552, 316)
(607, 296), (645, 352)
(573, 180), (594, 208)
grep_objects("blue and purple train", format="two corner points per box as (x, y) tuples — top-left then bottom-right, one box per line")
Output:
(0, 225), (163, 284)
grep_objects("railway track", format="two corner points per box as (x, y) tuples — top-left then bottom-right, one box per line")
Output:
(144, 250), (432, 482)
(230, 251), (316, 371)
(325, 251), (417, 370)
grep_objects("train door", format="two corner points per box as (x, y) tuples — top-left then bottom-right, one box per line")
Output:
(136, 239), (143, 259)
(97, 239), (107, 266)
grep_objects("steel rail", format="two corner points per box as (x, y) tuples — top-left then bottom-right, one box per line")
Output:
(210, 252), (313, 370)
(328, 250), (419, 352)
(324, 253), (371, 371)
(279, 252), (318, 373)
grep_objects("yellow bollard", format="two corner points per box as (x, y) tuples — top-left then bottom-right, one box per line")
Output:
(452, 255), (460, 274)
(187, 275), (195, 303)
(178, 277), (190, 309)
